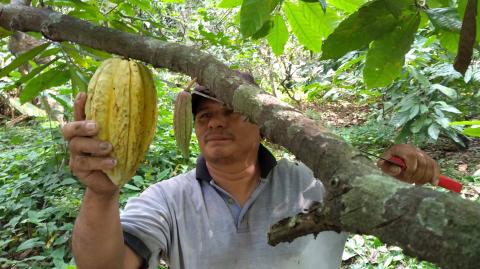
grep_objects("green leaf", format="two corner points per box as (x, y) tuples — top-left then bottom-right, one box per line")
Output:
(3, 58), (58, 92)
(284, 1), (339, 53)
(20, 65), (70, 104)
(61, 43), (88, 67)
(431, 84), (457, 99)
(409, 67), (431, 88)
(321, 0), (401, 60)
(0, 26), (13, 38)
(410, 116), (432, 133)
(109, 20), (139, 34)
(436, 102), (462, 114)
(69, 65), (89, 95)
(267, 14), (289, 56)
(429, 0), (451, 8)
(384, 0), (411, 18)
(16, 238), (44, 252)
(38, 47), (62, 59)
(464, 127), (480, 137)
(327, 0), (367, 13)
(300, 0), (328, 12)
(60, 178), (78, 185)
(80, 46), (111, 60)
(252, 19), (273, 39)
(435, 116), (450, 128)
(363, 12), (420, 88)
(240, 0), (280, 37)
(218, 0), (242, 8)
(0, 42), (50, 79)
(424, 8), (462, 32)
(134, 0), (156, 10)
(450, 120), (480, 125)
(48, 92), (73, 114)
(428, 124), (441, 140)
(438, 30), (459, 53)
(124, 184), (141, 191)
(440, 106), (462, 114)
(409, 104), (420, 120)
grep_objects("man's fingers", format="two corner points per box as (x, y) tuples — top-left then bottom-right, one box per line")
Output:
(69, 137), (112, 156)
(70, 155), (117, 172)
(74, 92), (87, 121)
(411, 152), (428, 185)
(62, 121), (98, 140)
(378, 159), (402, 176)
(423, 154), (435, 185)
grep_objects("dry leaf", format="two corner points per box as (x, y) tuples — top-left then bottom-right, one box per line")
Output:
(458, 164), (468, 172)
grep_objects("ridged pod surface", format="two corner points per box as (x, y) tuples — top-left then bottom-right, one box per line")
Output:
(173, 90), (193, 158)
(85, 58), (157, 187)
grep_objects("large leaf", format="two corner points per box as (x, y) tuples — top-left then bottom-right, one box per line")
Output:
(252, 20), (274, 39)
(61, 43), (88, 67)
(284, 1), (339, 53)
(327, 0), (367, 13)
(321, 0), (403, 60)
(431, 84), (458, 99)
(240, 0), (280, 37)
(218, 0), (242, 8)
(424, 8), (462, 32)
(450, 120), (480, 125)
(16, 238), (44, 252)
(429, 0), (451, 8)
(363, 12), (420, 88)
(463, 127), (480, 137)
(438, 30), (460, 53)
(267, 14), (289, 56)
(69, 64), (89, 96)
(20, 65), (70, 104)
(2, 58), (58, 92)
(300, 0), (328, 12)
(384, 0), (410, 17)
(0, 42), (50, 79)
(428, 123), (441, 140)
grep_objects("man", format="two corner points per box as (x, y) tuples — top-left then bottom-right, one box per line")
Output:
(62, 79), (439, 269)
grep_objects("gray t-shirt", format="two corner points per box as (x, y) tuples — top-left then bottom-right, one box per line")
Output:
(120, 146), (347, 269)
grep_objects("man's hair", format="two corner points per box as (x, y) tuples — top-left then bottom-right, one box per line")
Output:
(191, 71), (256, 115)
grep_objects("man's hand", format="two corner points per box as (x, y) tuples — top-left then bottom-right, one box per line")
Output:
(377, 144), (440, 186)
(61, 92), (119, 196)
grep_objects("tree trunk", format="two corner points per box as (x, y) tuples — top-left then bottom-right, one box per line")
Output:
(1, 4), (479, 268)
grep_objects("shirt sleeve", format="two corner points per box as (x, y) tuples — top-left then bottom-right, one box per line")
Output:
(120, 184), (172, 269)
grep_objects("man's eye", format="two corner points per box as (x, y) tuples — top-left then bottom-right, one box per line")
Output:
(199, 112), (211, 119)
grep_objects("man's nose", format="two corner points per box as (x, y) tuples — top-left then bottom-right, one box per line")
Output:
(207, 113), (227, 129)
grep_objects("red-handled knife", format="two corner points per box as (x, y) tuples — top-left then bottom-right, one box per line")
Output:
(387, 156), (463, 193)
(360, 150), (463, 193)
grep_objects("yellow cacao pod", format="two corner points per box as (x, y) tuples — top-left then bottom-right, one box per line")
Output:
(173, 90), (193, 159)
(85, 58), (157, 187)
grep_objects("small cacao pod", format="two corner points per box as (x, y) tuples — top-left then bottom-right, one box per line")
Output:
(85, 58), (157, 187)
(173, 90), (193, 159)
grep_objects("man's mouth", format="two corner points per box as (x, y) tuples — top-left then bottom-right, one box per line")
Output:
(205, 134), (233, 142)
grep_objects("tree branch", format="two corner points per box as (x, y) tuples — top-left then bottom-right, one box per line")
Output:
(1, 4), (480, 268)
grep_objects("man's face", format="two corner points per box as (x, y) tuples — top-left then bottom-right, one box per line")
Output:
(194, 99), (261, 164)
